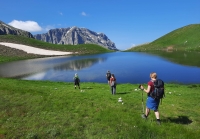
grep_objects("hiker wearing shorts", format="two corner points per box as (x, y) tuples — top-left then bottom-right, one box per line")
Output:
(139, 72), (161, 125)
(73, 73), (80, 89)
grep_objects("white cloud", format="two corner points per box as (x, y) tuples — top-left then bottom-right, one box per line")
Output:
(81, 12), (88, 16)
(8, 20), (42, 32)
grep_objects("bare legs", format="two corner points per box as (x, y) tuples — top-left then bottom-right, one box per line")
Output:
(145, 108), (160, 119)
(154, 111), (160, 119)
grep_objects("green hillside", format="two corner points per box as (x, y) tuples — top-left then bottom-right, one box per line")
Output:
(0, 35), (113, 54)
(127, 24), (200, 52)
(0, 35), (113, 63)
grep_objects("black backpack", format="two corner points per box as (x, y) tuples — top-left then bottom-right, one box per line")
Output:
(74, 77), (80, 82)
(150, 79), (165, 100)
(107, 73), (111, 80)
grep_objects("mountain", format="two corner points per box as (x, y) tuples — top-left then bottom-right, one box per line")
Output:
(128, 24), (200, 52)
(0, 20), (34, 38)
(34, 27), (117, 50)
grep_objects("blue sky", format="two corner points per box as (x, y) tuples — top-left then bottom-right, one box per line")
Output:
(1, 0), (199, 50)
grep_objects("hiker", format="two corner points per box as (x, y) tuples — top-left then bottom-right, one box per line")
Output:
(106, 70), (111, 84)
(139, 72), (161, 125)
(110, 74), (116, 95)
(73, 73), (80, 89)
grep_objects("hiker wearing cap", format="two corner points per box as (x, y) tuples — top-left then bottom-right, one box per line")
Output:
(139, 72), (161, 125)
(110, 74), (116, 95)
(106, 70), (111, 84)
(73, 73), (80, 89)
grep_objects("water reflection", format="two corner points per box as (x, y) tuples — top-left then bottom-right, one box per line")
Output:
(0, 55), (106, 78)
(0, 52), (200, 84)
(53, 58), (105, 71)
(146, 51), (200, 68)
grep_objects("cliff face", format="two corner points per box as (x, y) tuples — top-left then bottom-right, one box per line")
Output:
(0, 20), (34, 38)
(34, 27), (117, 50)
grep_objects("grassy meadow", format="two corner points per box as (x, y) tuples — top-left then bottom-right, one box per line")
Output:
(0, 78), (200, 138)
(1, 25), (200, 138)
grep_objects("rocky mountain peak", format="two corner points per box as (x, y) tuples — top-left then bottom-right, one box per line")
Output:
(34, 27), (117, 50)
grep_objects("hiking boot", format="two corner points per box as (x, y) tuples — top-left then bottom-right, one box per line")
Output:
(141, 114), (147, 119)
(156, 119), (161, 125)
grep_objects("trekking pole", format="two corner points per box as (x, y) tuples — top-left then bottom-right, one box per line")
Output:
(139, 85), (145, 114)
(142, 90), (145, 114)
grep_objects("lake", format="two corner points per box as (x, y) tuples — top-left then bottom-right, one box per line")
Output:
(0, 52), (200, 84)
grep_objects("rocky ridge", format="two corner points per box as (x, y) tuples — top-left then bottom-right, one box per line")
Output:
(34, 27), (117, 50)
(0, 20), (34, 38)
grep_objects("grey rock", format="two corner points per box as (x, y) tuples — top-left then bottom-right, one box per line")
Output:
(34, 26), (117, 50)
(0, 20), (34, 38)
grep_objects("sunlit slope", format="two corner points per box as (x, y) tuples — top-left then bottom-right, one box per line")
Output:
(0, 35), (112, 54)
(128, 24), (200, 51)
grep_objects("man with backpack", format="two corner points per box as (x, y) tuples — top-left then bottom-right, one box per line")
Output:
(106, 70), (111, 84)
(139, 72), (164, 125)
(73, 73), (80, 89)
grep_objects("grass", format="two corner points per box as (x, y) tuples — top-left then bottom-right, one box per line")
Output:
(0, 78), (200, 138)
(127, 24), (200, 52)
(0, 26), (200, 138)
(0, 35), (113, 63)
(0, 34), (113, 53)
(0, 44), (47, 63)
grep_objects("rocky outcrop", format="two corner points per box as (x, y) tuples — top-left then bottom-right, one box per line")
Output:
(0, 20), (34, 38)
(34, 27), (117, 50)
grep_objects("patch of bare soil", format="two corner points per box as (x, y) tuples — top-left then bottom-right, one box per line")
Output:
(0, 44), (48, 58)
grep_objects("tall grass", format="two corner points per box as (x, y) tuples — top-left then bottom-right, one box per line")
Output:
(0, 78), (199, 138)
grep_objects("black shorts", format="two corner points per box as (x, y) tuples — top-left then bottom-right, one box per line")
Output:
(74, 81), (79, 86)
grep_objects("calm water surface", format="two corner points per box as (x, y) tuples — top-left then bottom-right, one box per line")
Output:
(0, 52), (200, 84)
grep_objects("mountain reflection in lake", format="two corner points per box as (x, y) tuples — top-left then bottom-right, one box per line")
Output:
(0, 52), (200, 84)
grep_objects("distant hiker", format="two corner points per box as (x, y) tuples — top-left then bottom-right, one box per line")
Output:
(139, 72), (162, 125)
(110, 74), (116, 95)
(73, 73), (80, 89)
(106, 70), (111, 84)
